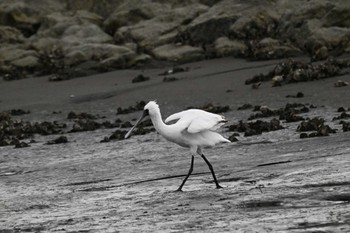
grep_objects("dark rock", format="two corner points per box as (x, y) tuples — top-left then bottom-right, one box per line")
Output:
(237, 104), (253, 110)
(245, 58), (350, 86)
(33, 121), (66, 135)
(334, 80), (349, 87)
(310, 104), (317, 109)
(163, 77), (179, 82)
(251, 82), (261, 89)
(227, 118), (284, 137)
(340, 121), (350, 132)
(101, 121), (119, 129)
(337, 107), (346, 112)
(100, 136), (110, 143)
(1, 66), (27, 81)
(248, 103), (309, 123)
(297, 117), (336, 138)
(46, 136), (68, 145)
(10, 109), (30, 116)
(120, 121), (133, 128)
(108, 130), (127, 141)
(333, 112), (350, 121)
(117, 101), (146, 115)
(67, 112), (97, 120)
(132, 74), (150, 83)
(132, 126), (155, 136)
(14, 141), (30, 149)
(69, 119), (100, 133)
(228, 134), (239, 142)
(297, 117), (325, 132)
(188, 103), (230, 114)
(137, 119), (153, 128)
(0, 111), (68, 148)
(286, 92), (304, 98)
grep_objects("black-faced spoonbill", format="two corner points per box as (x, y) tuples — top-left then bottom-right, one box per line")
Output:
(125, 101), (230, 191)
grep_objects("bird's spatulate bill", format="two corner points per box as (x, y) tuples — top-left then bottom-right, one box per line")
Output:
(125, 110), (149, 138)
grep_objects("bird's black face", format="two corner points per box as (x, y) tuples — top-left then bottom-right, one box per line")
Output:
(124, 109), (149, 138)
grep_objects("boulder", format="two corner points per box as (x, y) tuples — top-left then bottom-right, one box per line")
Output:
(64, 44), (135, 66)
(250, 37), (302, 60)
(229, 9), (278, 40)
(36, 11), (104, 38)
(276, 0), (350, 55)
(114, 3), (208, 50)
(214, 37), (246, 57)
(0, 26), (24, 43)
(0, 45), (40, 69)
(61, 24), (113, 45)
(152, 44), (204, 63)
(0, 0), (64, 37)
(103, 0), (166, 34)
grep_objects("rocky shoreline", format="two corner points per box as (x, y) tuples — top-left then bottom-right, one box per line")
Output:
(1, 0), (350, 80)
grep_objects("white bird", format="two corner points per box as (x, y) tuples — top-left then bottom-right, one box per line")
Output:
(125, 101), (230, 191)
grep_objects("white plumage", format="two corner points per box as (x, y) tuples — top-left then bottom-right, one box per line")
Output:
(125, 101), (230, 191)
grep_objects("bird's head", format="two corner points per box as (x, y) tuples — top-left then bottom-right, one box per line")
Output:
(143, 101), (160, 117)
(124, 101), (158, 139)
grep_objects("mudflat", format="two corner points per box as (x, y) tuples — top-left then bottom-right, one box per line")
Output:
(1, 57), (350, 232)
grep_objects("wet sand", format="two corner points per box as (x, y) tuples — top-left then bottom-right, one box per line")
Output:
(1, 57), (350, 232)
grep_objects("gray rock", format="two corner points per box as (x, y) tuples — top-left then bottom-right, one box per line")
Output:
(61, 24), (113, 45)
(0, 0), (64, 37)
(36, 11), (104, 38)
(64, 44), (135, 66)
(152, 44), (204, 63)
(214, 37), (246, 57)
(0, 45), (40, 69)
(276, 0), (350, 55)
(229, 8), (278, 40)
(0, 26), (24, 43)
(114, 3), (208, 50)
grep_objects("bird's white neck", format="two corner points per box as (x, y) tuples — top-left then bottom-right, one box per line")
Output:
(150, 110), (168, 136)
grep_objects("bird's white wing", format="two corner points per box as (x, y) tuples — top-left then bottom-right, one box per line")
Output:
(165, 111), (186, 123)
(187, 115), (226, 133)
(165, 109), (227, 134)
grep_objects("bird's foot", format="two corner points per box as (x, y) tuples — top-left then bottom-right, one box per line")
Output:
(175, 188), (183, 192)
(216, 185), (223, 189)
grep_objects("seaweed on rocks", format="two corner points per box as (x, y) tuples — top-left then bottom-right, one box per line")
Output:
(187, 103), (230, 114)
(10, 109), (30, 116)
(248, 103), (308, 122)
(333, 112), (350, 121)
(132, 74), (150, 83)
(117, 101), (146, 115)
(101, 126), (155, 143)
(0, 112), (67, 147)
(297, 117), (336, 138)
(1, 66), (27, 81)
(67, 112), (98, 120)
(334, 80), (349, 87)
(14, 141), (30, 149)
(46, 136), (68, 145)
(69, 119), (101, 133)
(163, 77), (179, 82)
(340, 121), (350, 132)
(286, 92), (304, 98)
(227, 118), (283, 137)
(245, 58), (350, 86)
(237, 104), (253, 110)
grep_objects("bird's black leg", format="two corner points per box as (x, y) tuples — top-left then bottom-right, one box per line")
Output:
(201, 154), (223, 189)
(176, 155), (194, 192)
